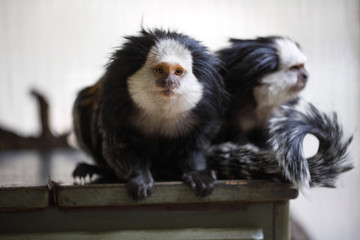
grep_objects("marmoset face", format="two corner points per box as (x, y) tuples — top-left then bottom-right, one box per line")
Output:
(254, 38), (308, 108)
(127, 38), (204, 115)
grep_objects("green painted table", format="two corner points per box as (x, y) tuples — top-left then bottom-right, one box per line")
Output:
(0, 149), (298, 240)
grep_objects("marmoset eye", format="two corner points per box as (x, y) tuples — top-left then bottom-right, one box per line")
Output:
(175, 68), (184, 76)
(154, 66), (165, 74)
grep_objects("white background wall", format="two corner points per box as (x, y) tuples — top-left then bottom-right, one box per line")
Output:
(0, 0), (359, 239)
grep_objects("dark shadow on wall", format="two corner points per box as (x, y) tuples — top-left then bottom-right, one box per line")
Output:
(0, 90), (70, 151)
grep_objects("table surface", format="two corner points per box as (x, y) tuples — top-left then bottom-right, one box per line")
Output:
(0, 149), (91, 187)
(0, 149), (295, 240)
(0, 149), (298, 209)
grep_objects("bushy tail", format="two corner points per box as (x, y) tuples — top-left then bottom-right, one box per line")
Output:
(268, 100), (353, 188)
(207, 99), (353, 189)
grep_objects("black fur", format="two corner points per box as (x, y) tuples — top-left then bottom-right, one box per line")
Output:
(207, 99), (353, 189)
(73, 29), (227, 200)
(218, 37), (280, 97)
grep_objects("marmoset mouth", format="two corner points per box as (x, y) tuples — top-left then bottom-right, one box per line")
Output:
(160, 89), (177, 97)
(291, 81), (307, 92)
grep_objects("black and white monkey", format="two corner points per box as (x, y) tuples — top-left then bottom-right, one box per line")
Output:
(215, 36), (308, 146)
(72, 29), (227, 201)
(209, 36), (353, 189)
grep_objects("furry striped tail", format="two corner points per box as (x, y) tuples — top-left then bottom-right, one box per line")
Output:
(207, 142), (285, 181)
(268, 99), (353, 188)
(207, 99), (353, 189)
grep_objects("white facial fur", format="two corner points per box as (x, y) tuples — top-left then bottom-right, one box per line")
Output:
(127, 38), (204, 137)
(253, 38), (307, 110)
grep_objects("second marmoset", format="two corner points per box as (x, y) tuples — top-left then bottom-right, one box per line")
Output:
(72, 29), (227, 201)
(215, 36), (308, 146)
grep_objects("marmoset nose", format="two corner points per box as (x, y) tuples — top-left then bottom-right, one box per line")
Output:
(301, 69), (309, 81)
(164, 75), (180, 90)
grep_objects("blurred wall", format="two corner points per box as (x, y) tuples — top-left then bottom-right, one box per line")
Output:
(0, 0), (359, 239)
